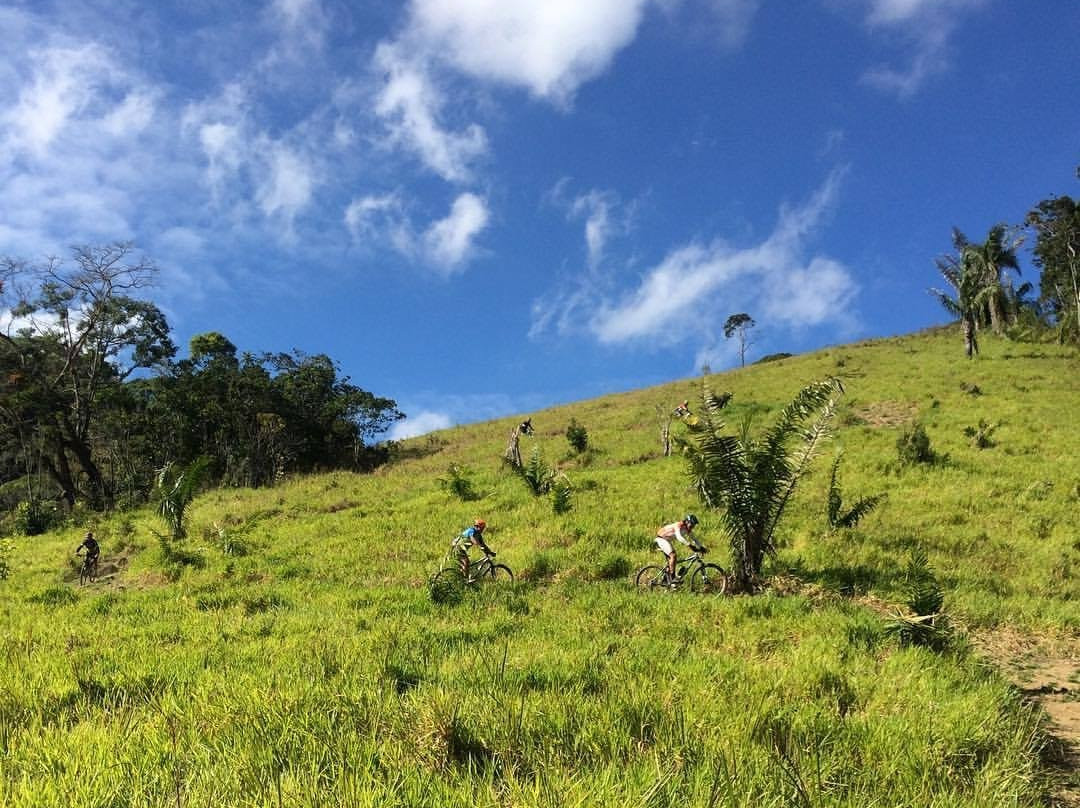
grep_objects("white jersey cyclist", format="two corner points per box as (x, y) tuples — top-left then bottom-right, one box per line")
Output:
(655, 514), (700, 583)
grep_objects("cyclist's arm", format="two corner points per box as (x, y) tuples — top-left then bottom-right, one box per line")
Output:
(475, 536), (494, 555)
(674, 525), (691, 546)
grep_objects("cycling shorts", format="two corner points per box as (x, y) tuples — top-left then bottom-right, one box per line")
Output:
(655, 537), (674, 556)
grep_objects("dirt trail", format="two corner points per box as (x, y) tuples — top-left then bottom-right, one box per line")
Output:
(975, 630), (1080, 805)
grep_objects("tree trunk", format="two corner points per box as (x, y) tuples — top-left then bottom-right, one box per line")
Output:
(66, 435), (110, 509)
(962, 316), (978, 358)
(42, 444), (77, 510)
(987, 290), (1004, 335)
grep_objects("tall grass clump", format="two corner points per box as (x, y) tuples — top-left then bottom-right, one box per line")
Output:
(0, 537), (13, 580)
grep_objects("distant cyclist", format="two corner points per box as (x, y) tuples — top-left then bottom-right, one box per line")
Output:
(655, 515), (700, 585)
(75, 530), (100, 569)
(453, 519), (495, 579)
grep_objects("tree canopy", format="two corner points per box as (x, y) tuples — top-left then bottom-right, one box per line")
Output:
(1, 245), (403, 516)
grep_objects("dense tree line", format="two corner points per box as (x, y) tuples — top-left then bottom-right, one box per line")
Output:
(932, 167), (1080, 354)
(1, 244), (402, 522)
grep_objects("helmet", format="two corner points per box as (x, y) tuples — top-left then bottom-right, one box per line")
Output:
(474, 519), (486, 531)
(683, 514), (698, 528)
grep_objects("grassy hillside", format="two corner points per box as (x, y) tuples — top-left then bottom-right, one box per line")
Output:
(2, 327), (1077, 806)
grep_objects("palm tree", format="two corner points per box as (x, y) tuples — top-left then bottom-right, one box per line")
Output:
(155, 457), (209, 541)
(954, 226), (1023, 334)
(676, 378), (843, 592)
(931, 237), (998, 358)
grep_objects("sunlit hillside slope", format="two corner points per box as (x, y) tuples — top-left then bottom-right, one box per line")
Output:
(2, 327), (1077, 806)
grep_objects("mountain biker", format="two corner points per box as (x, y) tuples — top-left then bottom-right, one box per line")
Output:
(453, 519), (495, 579)
(655, 515), (700, 585)
(674, 400), (691, 418)
(75, 531), (100, 568)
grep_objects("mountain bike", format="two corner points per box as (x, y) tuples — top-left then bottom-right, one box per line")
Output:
(431, 552), (514, 595)
(635, 545), (727, 594)
(77, 553), (99, 585)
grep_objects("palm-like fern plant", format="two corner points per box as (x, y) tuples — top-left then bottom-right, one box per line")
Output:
(155, 457), (209, 541)
(827, 453), (886, 529)
(885, 548), (952, 651)
(677, 378), (843, 591)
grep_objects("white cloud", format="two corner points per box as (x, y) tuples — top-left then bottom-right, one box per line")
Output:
(345, 191), (489, 273)
(422, 192), (490, 270)
(533, 170), (859, 351)
(373, 43), (488, 183)
(388, 410), (453, 440)
(1, 43), (114, 159)
(255, 142), (316, 226)
(842, 0), (986, 97)
(405, 0), (653, 104)
(345, 193), (404, 241)
(705, 0), (761, 48)
(570, 190), (626, 269)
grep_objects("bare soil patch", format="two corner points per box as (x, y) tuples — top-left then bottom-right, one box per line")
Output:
(975, 629), (1080, 805)
(853, 400), (920, 427)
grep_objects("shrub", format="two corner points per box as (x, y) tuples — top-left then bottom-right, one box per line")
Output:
(551, 475), (572, 514)
(523, 552), (558, 582)
(0, 537), (14, 581)
(896, 423), (941, 466)
(885, 548), (953, 651)
(566, 419), (589, 453)
(592, 553), (631, 581)
(963, 419), (999, 449)
(13, 500), (57, 536)
(519, 447), (555, 496)
(438, 463), (479, 502)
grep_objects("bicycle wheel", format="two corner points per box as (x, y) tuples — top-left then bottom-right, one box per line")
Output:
(635, 565), (668, 589)
(475, 563), (513, 583)
(690, 563), (727, 594)
(79, 563), (89, 586)
(430, 567), (466, 603)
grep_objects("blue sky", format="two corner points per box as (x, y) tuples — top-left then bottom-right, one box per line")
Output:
(2, 0), (1077, 439)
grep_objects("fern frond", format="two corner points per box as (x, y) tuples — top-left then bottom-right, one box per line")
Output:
(835, 493), (887, 528)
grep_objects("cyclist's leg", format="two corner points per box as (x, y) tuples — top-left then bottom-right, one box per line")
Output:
(655, 538), (676, 582)
(456, 547), (469, 578)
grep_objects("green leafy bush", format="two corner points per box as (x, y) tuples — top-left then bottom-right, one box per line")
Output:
(438, 463), (480, 501)
(896, 423), (942, 466)
(12, 500), (57, 536)
(566, 419), (589, 453)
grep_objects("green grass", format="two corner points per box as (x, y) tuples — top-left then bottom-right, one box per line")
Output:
(1, 326), (1077, 806)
